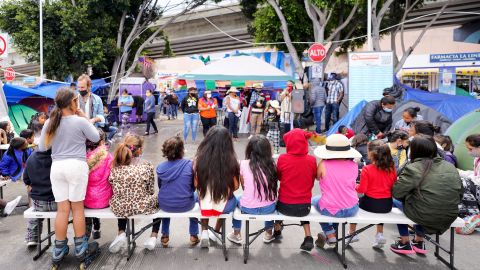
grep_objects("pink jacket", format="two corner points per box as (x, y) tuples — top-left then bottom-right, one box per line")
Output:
(84, 145), (113, 209)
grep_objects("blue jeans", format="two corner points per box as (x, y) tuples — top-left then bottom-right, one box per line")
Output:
(107, 126), (118, 140)
(231, 196), (276, 230)
(183, 113), (199, 141)
(223, 196), (237, 214)
(312, 106), (324, 134)
(227, 112), (239, 137)
(160, 218), (199, 236)
(324, 103), (340, 131)
(393, 200), (425, 237)
(311, 195), (359, 235)
(169, 104), (178, 118)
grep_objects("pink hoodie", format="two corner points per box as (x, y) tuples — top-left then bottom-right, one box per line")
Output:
(84, 145), (113, 209)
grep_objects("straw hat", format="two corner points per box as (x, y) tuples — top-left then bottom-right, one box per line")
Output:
(269, 100), (280, 109)
(314, 134), (362, 159)
(253, 83), (263, 89)
(226, 87), (239, 94)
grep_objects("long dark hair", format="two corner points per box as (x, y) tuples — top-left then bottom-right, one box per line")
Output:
(245, 135), (278, 202)
(45, 88), (77, 147)
(409, 135), (438, 197)
(434, 134), (454, 152)
(351, 134), (368, 148)
(0, 121), (10, 132)
(387, 130), (408, 143)
(412, 120), (440, 136)
(368, 140), (394, 171)
(195, 126), (239, 203)
(404, 107), (420, 118)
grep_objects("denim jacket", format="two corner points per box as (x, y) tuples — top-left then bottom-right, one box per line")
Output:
(80, 93), (105, 127)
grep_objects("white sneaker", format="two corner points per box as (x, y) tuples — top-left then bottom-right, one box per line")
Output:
(26, 241), (38, 247)
(144, 237), (157, 251)
(227, 232), (242, 245)
(109, 232), (128, 253)
(200, 230), (209, 248)
(3, 196), (21, 215)
(372, 233), (386, 249)
(208, 230), (219, 245)
(263, 232), (275, 244)
(347, 233), (360, 243)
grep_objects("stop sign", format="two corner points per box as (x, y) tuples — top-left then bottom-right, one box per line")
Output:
(308, 43), (327, 62)
(4, 67), (15, 81)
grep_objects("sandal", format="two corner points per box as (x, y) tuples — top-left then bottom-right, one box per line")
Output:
(161, 235), (169, 248)
(273, 221), (283, 238)
(190, 235), (200, 246)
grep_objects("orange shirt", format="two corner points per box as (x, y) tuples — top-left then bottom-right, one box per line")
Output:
(198, 98), (217, 118)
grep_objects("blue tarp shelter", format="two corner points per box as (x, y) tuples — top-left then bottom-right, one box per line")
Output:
(327, 100), (368, 136)
(3, 79), (110, 103)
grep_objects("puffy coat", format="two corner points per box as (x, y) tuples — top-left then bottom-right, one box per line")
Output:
(392, 157), (463, 234)
(352, 100), (392, 135)
(84, 145), (113, 209)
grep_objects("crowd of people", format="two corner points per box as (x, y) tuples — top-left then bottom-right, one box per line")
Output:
(2, 75), (480, 267)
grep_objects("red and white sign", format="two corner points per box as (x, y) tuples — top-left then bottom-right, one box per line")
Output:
(4, 67), (15, 81)
(0, 35), (6, 57)
(308, 43), (326, 62)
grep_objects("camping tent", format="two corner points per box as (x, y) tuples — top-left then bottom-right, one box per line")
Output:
(327, 100), (368, 136)
(8, 104), (38, 133)
(178, 55), (294, 81)
(445, 110), (480, 170)
(392, 100), (452, 134)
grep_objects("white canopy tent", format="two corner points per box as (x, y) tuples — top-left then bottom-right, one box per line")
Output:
(178, 55), (293, 81)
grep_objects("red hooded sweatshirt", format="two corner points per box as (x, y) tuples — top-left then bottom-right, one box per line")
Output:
(277, 129), (317, 204)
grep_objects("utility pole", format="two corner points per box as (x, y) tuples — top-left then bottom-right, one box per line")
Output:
(367, 0), (372, 51)
(39, 0), (44, 80)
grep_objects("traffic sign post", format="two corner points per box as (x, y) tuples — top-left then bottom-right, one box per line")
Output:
(308, 43), (327, 62)
(4, 67), (15, 81)
(0, 35), (6, 57)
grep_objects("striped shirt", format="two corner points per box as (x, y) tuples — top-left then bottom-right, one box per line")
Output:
(326, 80), (344, 104)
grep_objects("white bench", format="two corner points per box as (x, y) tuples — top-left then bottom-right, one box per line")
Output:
(233, 207), (465, 269)
(24, 204), (232, 261)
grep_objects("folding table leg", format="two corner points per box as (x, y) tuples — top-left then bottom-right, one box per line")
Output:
(341, 223), (347, 269)
(449, 228), (455, 270)
(222, 218), (228, 261)
(244, 220), (250, 264)
(435, 233), (440, 258)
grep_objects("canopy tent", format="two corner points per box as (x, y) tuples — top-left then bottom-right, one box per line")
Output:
(392, 100), (452, 134)
(178, 55), (294, 81)
(3, 79), (110, 103)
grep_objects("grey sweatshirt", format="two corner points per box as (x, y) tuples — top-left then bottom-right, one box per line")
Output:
(309, 80), (327, 108)
(39, 116), (100, 161)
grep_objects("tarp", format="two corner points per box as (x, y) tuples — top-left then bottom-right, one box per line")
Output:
(8, 104), (38, 134)
(392, 100), (452, 134)
(402, 88), (480, 122)
(4, 79), (110, 103)
(178, 55), (294, 81)
(327, 100), (368, 136)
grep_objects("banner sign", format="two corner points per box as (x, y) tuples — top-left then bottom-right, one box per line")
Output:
(430, 52), (480, 63)
(348, 51), (393, 109)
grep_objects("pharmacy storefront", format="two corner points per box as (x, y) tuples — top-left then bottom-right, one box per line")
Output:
(400, 52), (480, 98)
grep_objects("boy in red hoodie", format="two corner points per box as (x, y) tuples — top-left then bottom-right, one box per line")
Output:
(276, 129), (317, 252)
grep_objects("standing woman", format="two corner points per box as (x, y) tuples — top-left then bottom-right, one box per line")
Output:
(38, 88), (100, 265)
(144, 89), (158, 135)
(225, 87), (241, 140)
(198, 90), (218, 137)
(181, 88), (200, 143)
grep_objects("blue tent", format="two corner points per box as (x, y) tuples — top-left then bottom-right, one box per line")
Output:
(4, 79), (110, 103)
(327, 100), (368, 136)
(400, 82), (480, 122)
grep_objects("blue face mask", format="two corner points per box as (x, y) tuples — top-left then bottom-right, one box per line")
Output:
(383, 107), (393, 113)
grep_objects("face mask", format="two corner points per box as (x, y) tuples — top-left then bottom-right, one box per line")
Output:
(268, 108), (275, 113)
(207, 93), (212, 98)
(287, 86), (293, 93)
(79, 90), (88, 97)
(397, 145), (404, 151)
(122, 94), (128, 97)
(383, 107), (393, 113)
(469, 148), (480, 158)
(146, 93), (151, 97)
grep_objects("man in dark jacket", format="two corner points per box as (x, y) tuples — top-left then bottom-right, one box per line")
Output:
(23, 149), (56, 246)
(352, 96), (396, 139)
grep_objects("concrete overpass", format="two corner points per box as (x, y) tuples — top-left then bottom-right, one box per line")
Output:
(146, 1), (480, 59)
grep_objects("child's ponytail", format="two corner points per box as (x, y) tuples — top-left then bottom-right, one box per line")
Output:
(112, 134), (144, 167)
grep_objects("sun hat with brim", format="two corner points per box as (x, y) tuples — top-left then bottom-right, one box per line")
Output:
(226, 87), (239, 94)
(269, 100), (280, 109)
(314, 134), (362, 159)
(253, 83), (263, 88)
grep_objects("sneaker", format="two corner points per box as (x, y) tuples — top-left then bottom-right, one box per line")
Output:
(26, 241), (38, 247)
(227, 232), (242, 245)
(315, 233), (326, 249)
(372, 233), (386, 249)
(412, 240), (428, 255)
(300, 236), (314, 252)
(390, 240), (415, 255)
(3, 196), (21, 215)
(346, 233), (360, 244)
(455, 215), (480, 235)
(109, 232), (128, 253)
(92, 230), (101, 240)
(248, 135), (253, 140)
(263, 232), (275, 244)
(208, 230), (220, 245)
(273, 222), (283, 239)
(144, 237), (157, 251)
(200, 230), (209, 248)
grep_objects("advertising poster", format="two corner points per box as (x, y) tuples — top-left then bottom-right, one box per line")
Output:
(439, 67), (456, 95)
